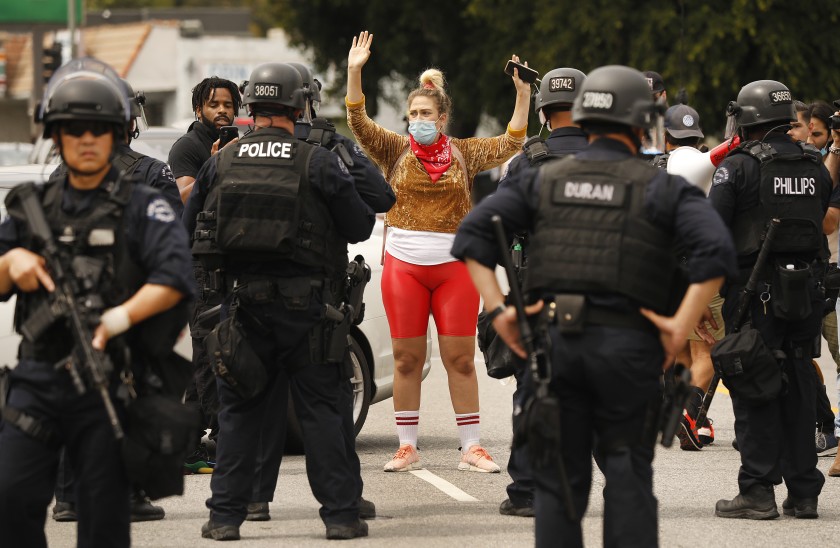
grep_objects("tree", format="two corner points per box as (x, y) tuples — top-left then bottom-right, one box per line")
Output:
(264, 0), (840, 138)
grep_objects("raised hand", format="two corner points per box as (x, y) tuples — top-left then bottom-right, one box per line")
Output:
(509, 54), (532, 96)
(348, 31), (374, 71)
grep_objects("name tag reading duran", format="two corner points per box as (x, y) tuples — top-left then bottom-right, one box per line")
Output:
(552, 179), (627, 206)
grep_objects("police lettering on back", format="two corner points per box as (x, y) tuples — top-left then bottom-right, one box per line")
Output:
(773, 176), (815, 195)
(238, 141), (294, 158)
(554, 180), (624, 205)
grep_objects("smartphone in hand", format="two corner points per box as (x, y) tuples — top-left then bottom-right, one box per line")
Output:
(219, 126), (239, 148)
(504, 60), (539, 84)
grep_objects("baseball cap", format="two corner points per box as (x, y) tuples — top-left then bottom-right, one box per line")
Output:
(643, 71), (665, 93)
(664, 104), (704, 139)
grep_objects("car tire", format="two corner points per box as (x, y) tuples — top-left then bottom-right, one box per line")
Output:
(284, 333), (372, 454)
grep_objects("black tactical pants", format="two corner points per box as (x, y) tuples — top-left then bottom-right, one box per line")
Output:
(0, 360), (130, 548)
(207, 289), (361, 528)
(185, 262), (221, 441)
(250, 353), (363, 506)
(723, 286), (826, 499)
(506, 362), (535, 508)
(532, 326), (662, 548)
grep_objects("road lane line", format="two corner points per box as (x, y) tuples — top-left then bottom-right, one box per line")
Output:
(410, 469), (479, 502)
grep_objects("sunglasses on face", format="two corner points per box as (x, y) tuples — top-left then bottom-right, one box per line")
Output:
(60, 121), (113, 137)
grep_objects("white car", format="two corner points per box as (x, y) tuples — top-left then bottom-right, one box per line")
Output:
(0, 156), (431, 447)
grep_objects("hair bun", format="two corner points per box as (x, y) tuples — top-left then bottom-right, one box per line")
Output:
(419, 69), (445, 91)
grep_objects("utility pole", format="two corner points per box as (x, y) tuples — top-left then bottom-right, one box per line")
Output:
(68, 0), (77, 59)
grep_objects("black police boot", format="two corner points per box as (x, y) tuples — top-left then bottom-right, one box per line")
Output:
(715, 484), (779, 520)
(325, 518), (368, 540)
(52, 501), (77, 522)
(782, 496), (818, 519)
(201, 520), (240, 541)
(245, 502), (270, 521)
(499, 498), (535, 517)
(359, 497), (376, 520)
(131, 491), (165, 522)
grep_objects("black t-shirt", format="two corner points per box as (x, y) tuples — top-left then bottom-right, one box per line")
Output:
(168, 121), (218, 179)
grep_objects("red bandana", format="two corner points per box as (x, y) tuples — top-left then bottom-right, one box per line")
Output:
(409, 134), (452, 183)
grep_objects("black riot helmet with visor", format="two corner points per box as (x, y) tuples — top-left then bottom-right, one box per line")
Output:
(121, 78), (148, 140)
(287, 62), (322, 124)
(725, 80), (796, 139)
(572, 65), (661, 130)
(38, 57), (130, 139)
(241, 63), (307, 121)
(534, 68), (586, 128)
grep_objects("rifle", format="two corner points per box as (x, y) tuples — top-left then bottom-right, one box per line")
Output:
(659, 363), (692, 448)
(491, 215), (576, 521)
(8, 182), (124, 439)
(695, 218), (780, 428)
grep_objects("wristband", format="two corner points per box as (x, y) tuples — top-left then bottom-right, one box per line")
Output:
(486, 305), (507, 323)
(100, 305), (131, 337)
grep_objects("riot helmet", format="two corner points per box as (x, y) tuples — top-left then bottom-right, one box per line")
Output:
(726, 79), (795, 129)
(572, 65), (659, 129)
(534, 68), (586, 117)
(121, 78), (148, 139)
(288, 62), (322, 123)
(241, 63), (306, 117)
(39, 57), (130, 138)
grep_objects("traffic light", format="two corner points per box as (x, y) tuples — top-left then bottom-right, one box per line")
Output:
(42, 44), (63, 84)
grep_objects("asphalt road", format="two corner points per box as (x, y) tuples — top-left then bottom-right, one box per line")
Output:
(45, 338), (839, 547)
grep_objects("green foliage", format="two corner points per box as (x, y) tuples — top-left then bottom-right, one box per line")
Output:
(86, 0), (840, 137)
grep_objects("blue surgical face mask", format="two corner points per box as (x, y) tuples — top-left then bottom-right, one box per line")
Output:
(821, 146), (829, 157)
(408, 119), (440, 145)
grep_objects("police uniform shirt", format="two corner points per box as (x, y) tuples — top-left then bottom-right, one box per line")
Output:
(168, 120), (217, 180)
(709, 132), (833, 242)
(294, 122), (396, 214)
(183, 127), (375, 250)
(0, 167), (196, 302)
(452, 137), (737, 305)
(115, 143), (183, 218)
(500, 126), (589, 187)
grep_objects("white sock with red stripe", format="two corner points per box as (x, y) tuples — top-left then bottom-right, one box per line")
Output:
(455, 412), (481, 453)
(395, 410), (419, 448)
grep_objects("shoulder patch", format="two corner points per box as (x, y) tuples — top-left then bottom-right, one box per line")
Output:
(712, 166), (730, 186)
(161, 165), (175, 183)
(336, 155), (350, 176)
(146, 197), (176, 223)
(352, 143), (367, 158)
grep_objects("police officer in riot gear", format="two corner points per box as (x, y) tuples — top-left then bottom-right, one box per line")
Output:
(246, 62), (394, 523)
(487, 66), (588, 519)
(0, 58), (194, 548)
(453, 65), (736, 547)
(183, 62), (375, 541)
(49, 78), (177, 524)
(710, 80), (831, 519)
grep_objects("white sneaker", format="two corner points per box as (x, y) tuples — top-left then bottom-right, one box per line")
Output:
(458, 445), (500, 473)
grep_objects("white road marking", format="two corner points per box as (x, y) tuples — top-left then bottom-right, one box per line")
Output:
(410, 469), (479, 502)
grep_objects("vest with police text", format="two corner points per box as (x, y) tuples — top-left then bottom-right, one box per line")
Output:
(9, 178), (144, 360)
(729, 141), (824, 259)
(525, 156), (678, 313)
(194, 128), (343, 274)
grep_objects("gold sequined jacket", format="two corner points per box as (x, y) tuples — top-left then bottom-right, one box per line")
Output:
(346, 96), (526, 233)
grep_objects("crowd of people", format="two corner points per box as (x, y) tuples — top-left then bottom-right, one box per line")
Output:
(0, 27), (838, 548)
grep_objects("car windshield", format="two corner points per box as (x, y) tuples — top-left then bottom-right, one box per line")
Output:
(0, 143), (35, 167)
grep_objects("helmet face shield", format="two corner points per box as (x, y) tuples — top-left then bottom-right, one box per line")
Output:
(39, 57), (130, 128)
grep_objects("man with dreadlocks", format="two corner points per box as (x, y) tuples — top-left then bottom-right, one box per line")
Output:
(170, 76), (241, 475)
(169, 76), (242, 204)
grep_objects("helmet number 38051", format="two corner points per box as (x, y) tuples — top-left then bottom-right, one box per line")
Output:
(254, 84), (279, 98)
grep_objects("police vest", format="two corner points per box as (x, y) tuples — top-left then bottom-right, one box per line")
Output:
(193, 128), (343, 274)
(729, 141), (824, 258)
(525, 156), (678, 313)
(8, 178), (144, 361)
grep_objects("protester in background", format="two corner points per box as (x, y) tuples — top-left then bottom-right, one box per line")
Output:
(345, 30), (529, 473)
